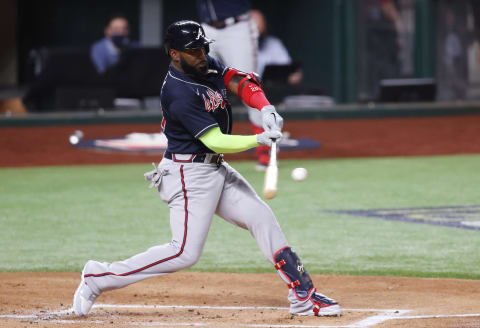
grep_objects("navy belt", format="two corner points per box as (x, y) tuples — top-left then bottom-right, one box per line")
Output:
(207, 13), (250, 29)
(164, 151), (224, 165)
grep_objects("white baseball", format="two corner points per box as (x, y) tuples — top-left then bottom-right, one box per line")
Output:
(291, 167), (308, 182)
(69, 130), (84, 145)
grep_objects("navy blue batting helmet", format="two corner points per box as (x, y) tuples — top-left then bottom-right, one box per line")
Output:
(164, 20), (213, 55)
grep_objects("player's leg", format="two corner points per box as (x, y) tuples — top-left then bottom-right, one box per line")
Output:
(215, 162), (287, 262)
(74, 161), (225, 316)
(215, 162), (342, 317)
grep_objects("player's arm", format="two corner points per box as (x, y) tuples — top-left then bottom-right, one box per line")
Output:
(199, 126), (280, 153)
(223, 69), (283, 132)
(224, 69), (270, 110)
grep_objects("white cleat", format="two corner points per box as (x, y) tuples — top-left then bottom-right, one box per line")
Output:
(292, 303), (343, 317)
(73, 267), (99, 316)
(312, 303), (343, 317)
(290, 291), (343, 317)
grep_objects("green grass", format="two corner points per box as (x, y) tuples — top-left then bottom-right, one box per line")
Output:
(1, 155), (480, 279)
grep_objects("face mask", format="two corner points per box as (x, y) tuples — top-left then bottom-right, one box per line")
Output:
(111, 35), (129, 49)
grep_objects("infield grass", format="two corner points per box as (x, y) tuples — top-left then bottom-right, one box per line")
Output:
(1, 154), (479, 279)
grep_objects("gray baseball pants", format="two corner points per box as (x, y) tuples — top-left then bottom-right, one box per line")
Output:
(83, 157), (288, 293)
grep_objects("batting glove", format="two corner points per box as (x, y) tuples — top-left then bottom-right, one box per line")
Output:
(144, 162), (169, 189)
(261, 105), (283, 132)
(257, 130), (283, 147)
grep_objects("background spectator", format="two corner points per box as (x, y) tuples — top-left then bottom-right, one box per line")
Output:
(250, 9), (303, 85)
(91, 15), (137, 74)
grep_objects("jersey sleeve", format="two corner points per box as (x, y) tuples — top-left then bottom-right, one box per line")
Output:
(169, 98), (219, 139)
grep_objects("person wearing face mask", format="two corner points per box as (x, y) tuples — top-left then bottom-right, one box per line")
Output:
(91, 15), (137, 74)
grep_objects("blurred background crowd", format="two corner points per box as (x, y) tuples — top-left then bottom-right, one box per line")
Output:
(0, 0), (479, 114)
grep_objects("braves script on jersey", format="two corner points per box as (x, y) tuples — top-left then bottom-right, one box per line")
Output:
(161, 56), (232, 155)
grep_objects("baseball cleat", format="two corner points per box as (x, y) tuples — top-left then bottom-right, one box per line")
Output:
(290, 292), (342, 317)
(310, 292), (342, 316)
(73, 265), (100, 316)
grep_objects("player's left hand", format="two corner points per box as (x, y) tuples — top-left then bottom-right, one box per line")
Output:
(144, 162), (169, 189)
(257, 130), (283, 147)
(261, 105), (283, 132)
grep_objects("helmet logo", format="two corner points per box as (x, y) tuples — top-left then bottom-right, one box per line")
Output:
(195, 28), (205, 40)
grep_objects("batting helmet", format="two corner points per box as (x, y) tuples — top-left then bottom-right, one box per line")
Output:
(164, 20), (213, 55)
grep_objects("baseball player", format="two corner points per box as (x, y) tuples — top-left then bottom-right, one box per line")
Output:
(73, 20), (342, 318)
(196, 0), (270, 170)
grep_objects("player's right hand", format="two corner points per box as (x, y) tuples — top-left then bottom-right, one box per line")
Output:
(257, 130), (282, 147)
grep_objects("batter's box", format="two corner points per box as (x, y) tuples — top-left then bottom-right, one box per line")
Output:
(78, 304), (410, 327)
(329, 205), (480, 231)
(0, 304), (411, 327)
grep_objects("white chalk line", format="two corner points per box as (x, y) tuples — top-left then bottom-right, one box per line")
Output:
(1, 303), (480, 327)
(0, 304), (398, 328)
(397, 313), (480, 319)
(93, 304), (409, 313)
(0, 308), (71, 319)
(92, 304), (411, 328)
(349, 310), (411, 327)
(94, 303), (291, 311)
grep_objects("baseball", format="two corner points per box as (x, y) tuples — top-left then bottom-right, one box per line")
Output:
(69, 130), (84, 145)
(291, 168), (308, 182)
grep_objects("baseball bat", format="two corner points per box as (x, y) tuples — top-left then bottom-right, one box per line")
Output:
(263, 140), (278, 199)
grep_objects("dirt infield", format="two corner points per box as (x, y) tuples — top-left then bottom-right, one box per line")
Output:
(1, 272), (480, 327)
(1, 114), (480, 327)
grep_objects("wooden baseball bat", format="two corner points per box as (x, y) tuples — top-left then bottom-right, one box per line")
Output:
(263, 140), (278, 199)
